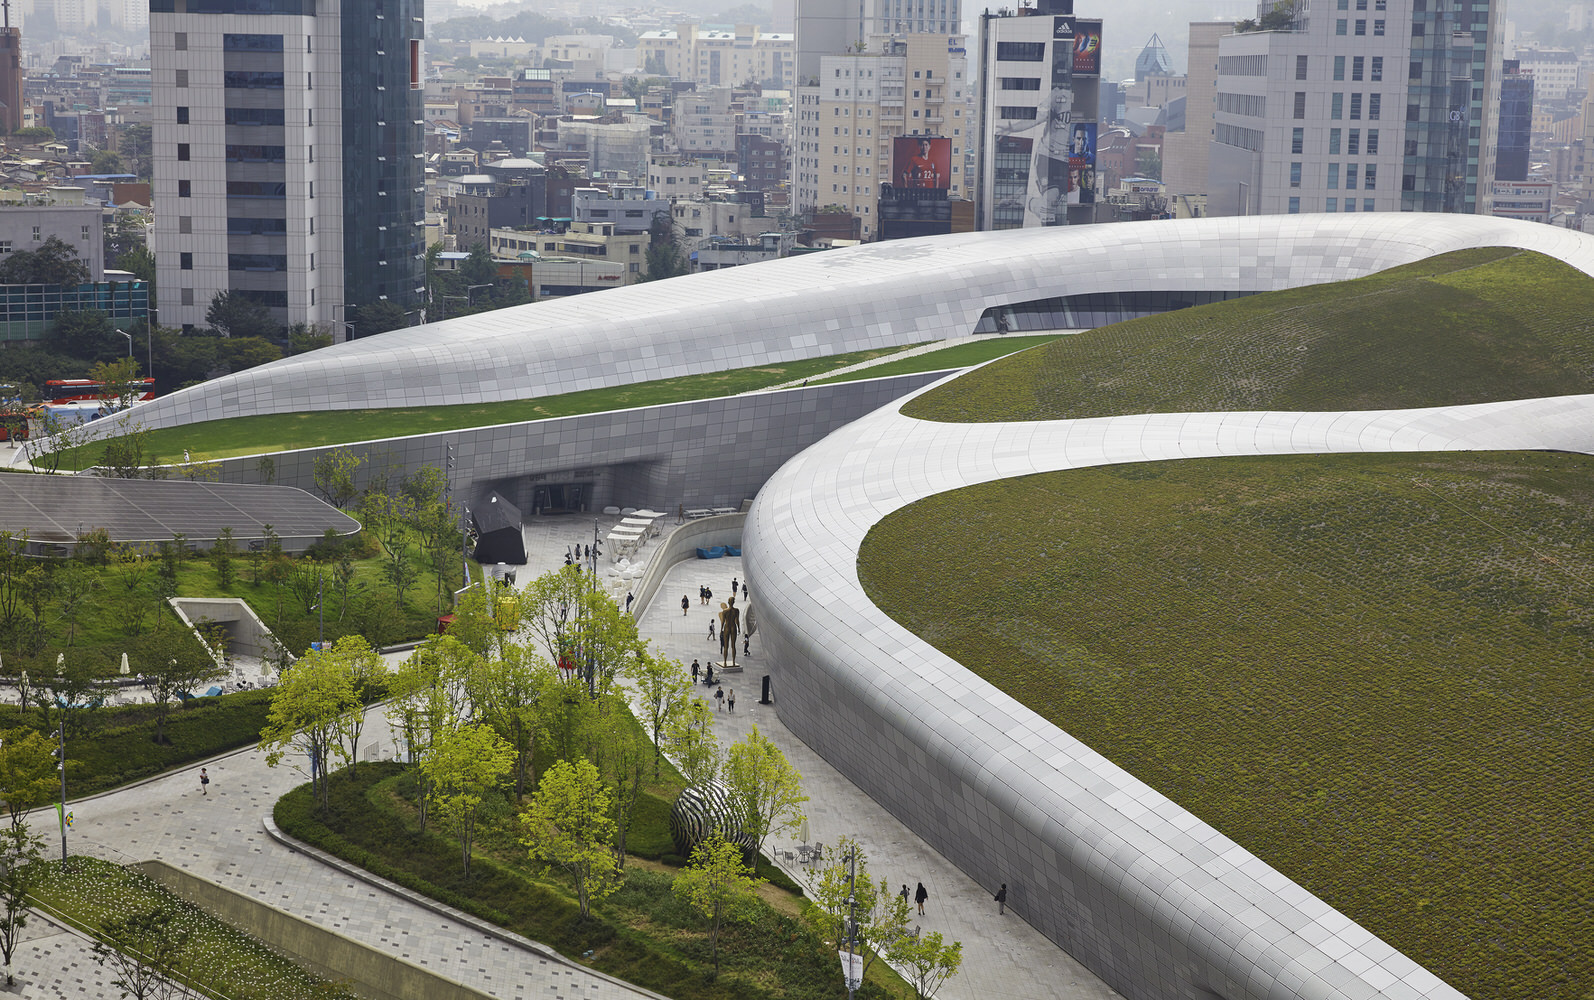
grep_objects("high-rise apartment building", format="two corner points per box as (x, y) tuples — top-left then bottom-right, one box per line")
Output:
(795, 0), (960, 82)
(793, 33), (969, 240)
(973, 2), (1103, 229)
(150, 0), (426, 338)
(1495, 58), (1531, 182)
(639, 24), (794, 90)
(1208, 0), (1502, 217)
(1162, 21), (1229, 209)
(0, 10), (22, 136)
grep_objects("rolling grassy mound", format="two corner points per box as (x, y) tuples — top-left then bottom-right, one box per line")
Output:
(904, 247), (1594, 423)
(858, 451), (1594, 1000)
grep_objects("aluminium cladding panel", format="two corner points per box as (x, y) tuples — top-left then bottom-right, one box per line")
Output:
(202, 374), (950, 512)
(742, 385), (1594, 1000)
(80, 214), (1587, 439)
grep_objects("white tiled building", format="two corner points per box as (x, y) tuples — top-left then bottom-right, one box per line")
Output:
(794, 34), (968, 240)
(638, 24), (794, 90)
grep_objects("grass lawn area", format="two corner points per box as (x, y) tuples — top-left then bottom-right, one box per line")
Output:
(278, 761), (910, 1000)
(905, 247), (1594, 422)
(29, 856), (355, 1000)
(51, 345), (924, 468)
(858, 450), (1594, 1000)
(810, 335), (1064, 385)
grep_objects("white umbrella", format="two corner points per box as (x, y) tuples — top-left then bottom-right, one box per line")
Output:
(797, 816), (811, 846)
(120, 652), (130, 676)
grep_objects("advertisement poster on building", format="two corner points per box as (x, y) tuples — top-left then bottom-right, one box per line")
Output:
(893, 136), (951, 190)
(1073, 20), (1102, 77)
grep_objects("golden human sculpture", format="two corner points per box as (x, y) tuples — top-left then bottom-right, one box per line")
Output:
(718, 596), (741, 668)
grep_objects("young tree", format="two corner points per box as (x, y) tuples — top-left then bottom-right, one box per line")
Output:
(387, 634), (478, 830)
(325, 635), (386, 778)
(473, 640), (546, 799)
(665, 696), (721, 789)
(49, 309), (122, 361)
(670, 831), (766, 975)
(91, 906), (190, 1000)
(640, 214), (690, 282)
(520, 565), (642, 699)
(89, 357), (146, 413)
(421, 723), (514, 877)
(351, 300), (408, 337)
(0, 728), (56, 832)
(888, 929), (964, 1000)
(54, 561), (99, 645)
(0, 236), (89, 286)
(519, 758), (622, 919)
(723, 725), (808, 875)
(135, 621), (224, 745)
(0, 823), (43, 987)
(260, 648), (357, 812)
(311, 448), (363, 508)
(625, 650), (692, 778)
(805, 838), (910, 983)
(209, 528), (237, 588)
(591, 693), (649, 866)
(204, 290), (276, 340)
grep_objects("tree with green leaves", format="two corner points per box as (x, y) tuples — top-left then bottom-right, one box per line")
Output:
(312, 448), (362, 508)
(519, 758), (621, 919)
(805, 838), (910, 983)
(116, 244), (155, 284)
(90, 149), (126, 174)
(205, 290), (276, 340)
(387, 633), (479, 831)
(473, 639), (547, 799)
(49, 309), (122, 361)
(626, 649), (692, 778)
(591, 692), (649, 865)
(135, 619), (223, 745)
(889, 929), (964, 1000)
(665, 696), (721, 788)
(91, 906), (190, 1000)
(326, 635), (386, 777)
(0, 236), (89, 286)
(260, 645), (358, 812)
(210, 528), (237, 588)
(0, 728), (56, 832)
(351, 300), (408, 337)
(0, 823), (42, 987)
(723, 725), (807, 875)
(421, 722), (514, 877)
(640, 213), (690, 282)
(520, 565), (642, 699)
(118, 123), (154, 179)
(670, 831), (766, 975)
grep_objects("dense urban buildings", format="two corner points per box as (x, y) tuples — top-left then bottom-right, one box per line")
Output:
(149, 0), (426, 337)
(1208, 0), (1503, 216)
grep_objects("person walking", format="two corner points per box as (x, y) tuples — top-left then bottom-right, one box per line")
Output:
(731, 576), (739, 596)
(994, 884), (1008, 915)
(691, 659), (701, 684)
(727, 689), (736, 713)
(682, 595), (690, 616)
(899, 884), (910, 908)
(914, 882), (928, 915)
(743, 635), (751, 656)
(708, 619), (716, 641)
(715, 685), (725, 711)
(199, 768), (210, 796)
(704, 664), (715, 686)
(741, 582), (748, 600)
(625, 591), (634, 614)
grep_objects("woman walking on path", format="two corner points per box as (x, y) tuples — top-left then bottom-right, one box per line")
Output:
(727, 689), (736, 713)
(682, 595), (690, 616)
(199, 768), (210, 796)
(914, 882), (928, 915)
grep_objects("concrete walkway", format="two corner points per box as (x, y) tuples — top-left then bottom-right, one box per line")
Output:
(17, 510), (1118, 1000)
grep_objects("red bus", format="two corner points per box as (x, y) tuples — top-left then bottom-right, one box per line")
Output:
(43, 378), (156, 404)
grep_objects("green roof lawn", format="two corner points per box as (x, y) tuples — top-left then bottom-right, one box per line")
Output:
(904, 247), (1594, 422)
(49, 344), (927, 469)
(859, 451), (1594, 1000)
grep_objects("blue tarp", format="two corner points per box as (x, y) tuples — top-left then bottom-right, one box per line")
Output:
(204, 686), (223, 697)
(724, 545), (742, 556)
(696, 546), (726, 559)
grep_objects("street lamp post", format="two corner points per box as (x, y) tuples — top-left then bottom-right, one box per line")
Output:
(53, 723), (66, 862)
(117, 330), (132, 359)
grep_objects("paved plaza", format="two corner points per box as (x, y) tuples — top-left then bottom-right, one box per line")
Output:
(20, 512), (1117, 1000)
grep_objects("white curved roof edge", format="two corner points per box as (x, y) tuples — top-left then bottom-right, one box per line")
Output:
(97, 214), (1594, 436)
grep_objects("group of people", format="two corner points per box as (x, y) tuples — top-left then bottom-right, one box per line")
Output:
(689, 658), (736, 711)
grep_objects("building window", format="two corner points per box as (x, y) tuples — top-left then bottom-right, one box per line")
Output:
(1369, 94), (1381, 120)
(1364, 164), (1377, 189)
(1291, 127), (1304, 154)
(1366, 129), (1379, 154)
(1350, 93), (1362, 119)
(1346, 164), (1358, 190)
(1343, 198), (1356, 213)
(1288, 196), (1300, 214)
(1326, 197), (1337, 212)
(1336, 18), (1347, 34)
(1352, 56), (1364, 81)
(180, 252), (193, 270)
(174, 31), (186, 49)
(177, 143), (190, 161)
(175, 69), (188, 88)
(1371, 56), (1383, 81)
(1290, 162), (1302, 187)
(1293, 92), (1306, 119)
(29, 226), (38, 242)
(180, 288), (194, 306)
(1354, 18), (1365, 34)
(1296, 55), (1308, 80)
(1000, 77), (1041, 90)
(178, 179), (191, 197)
(995, 41), (1046, 61)
(1328, 163), (1340, 188)
(1329, 128), (1341, 154)
(176, 106), (189, 124)
(1334, 56), (1345, 81)
(1348, 129), (1360, 154)
(0, 241), (10, 253)
(1409, 61), (1423, 80)
(1373, 19), (1384, 34)
(998, 106), (1038, 120)
(178, 216), (192, 234)
(1331, 93), (1344, 119)
(1364, 198), (1375, 212)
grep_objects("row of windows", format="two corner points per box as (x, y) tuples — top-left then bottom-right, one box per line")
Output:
(1215, 122), (1263, 151)
(973, 290), (1256, 335)
(223, 33), (283, 51)
(1291, 127), (1380, 156)
(1217, 93), (1266, 117)
(1220, 55), (1267, 77)
(998, 106), (1037, 120)
(1334, 18), (1386, 35)
(224, 70), (285, 89)
(1333, 55), (1384, 81)
(226, 107), (287, 126)
(1289, 197), (1379, 213)
(153, 0), (315, 12)
(1293, 91), (1381, 120)
(225, 144), (288, 162)
(1290, 161), (1378, 189)
(995, 41), (1046, 62)
(228, 253), (289, 271)
(227, 216), (288, 234)
(1000, 77), (1041, 90)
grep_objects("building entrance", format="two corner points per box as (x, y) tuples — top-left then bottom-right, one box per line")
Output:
(533, 482), (591, 514)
